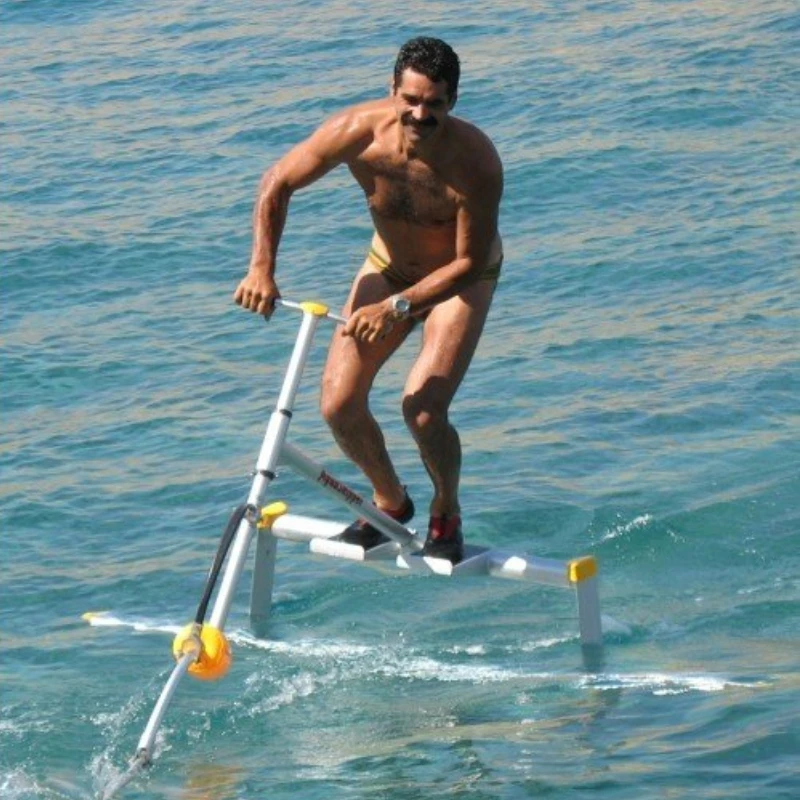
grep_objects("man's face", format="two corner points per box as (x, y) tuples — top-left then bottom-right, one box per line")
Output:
(392, 68), (454, 143)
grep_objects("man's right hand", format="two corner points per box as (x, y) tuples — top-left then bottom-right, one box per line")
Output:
(234, 270), (281, 317)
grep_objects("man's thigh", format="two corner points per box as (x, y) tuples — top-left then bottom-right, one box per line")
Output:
(322, 260), (414, 401)
(405, 279), (497, 406)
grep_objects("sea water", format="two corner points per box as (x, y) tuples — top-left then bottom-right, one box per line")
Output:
(2, 1), (798, 798)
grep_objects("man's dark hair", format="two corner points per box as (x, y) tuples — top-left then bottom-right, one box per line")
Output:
(393, 37), (461, 101)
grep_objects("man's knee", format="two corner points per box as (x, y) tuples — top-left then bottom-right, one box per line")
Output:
(320, 385), (366, 434)
(402, 390), (450, 440)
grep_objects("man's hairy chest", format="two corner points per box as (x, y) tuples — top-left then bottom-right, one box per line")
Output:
(352, 155), (459, 227)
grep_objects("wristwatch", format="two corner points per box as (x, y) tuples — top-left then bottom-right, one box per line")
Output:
(390, 294), (412, 320)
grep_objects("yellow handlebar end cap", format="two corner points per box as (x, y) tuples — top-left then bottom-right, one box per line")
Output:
(300, 301), (329, 317)
(567, 556), (598, 583)
(173, 624), (231, 681)
(258, 501), (289, 530)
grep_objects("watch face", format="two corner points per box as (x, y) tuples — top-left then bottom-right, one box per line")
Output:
(393, 296), (411, 314)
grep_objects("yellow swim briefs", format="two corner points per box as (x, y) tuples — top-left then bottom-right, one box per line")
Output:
(367, 247), (502, 287)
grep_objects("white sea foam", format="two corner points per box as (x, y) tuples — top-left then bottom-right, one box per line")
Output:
(445, 643), (488, 655)
(449, 637), (575, 655)
(89, 688), (147, 735)
(600, 513), (653, 542)
(82, 615), (764, 703)
(0, 770), (40, 799)
(233, 630), (372, 659)
(247, 670), (340, 717)
(577, 672), (767, 695)
(376, 654), (530, 684)
(0, 769), (92, 800)
(0, 716), (53, 737)
(517, 634), (576, 651)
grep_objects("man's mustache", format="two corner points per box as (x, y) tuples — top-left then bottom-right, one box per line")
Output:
(401, 113), (438, 128)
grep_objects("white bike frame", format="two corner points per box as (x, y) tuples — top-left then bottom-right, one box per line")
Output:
(119, 299), (602, 787)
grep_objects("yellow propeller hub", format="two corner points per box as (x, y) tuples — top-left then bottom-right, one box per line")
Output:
(173, 623), (231, 681)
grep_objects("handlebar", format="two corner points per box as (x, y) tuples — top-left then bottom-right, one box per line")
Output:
(273, 298), (347, 326)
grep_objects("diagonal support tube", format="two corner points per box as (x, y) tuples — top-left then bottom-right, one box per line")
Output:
(280, 441), (423, 550)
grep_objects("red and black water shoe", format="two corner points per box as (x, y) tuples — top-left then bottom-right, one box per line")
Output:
(421, 514), (464, 564)
(339, 490), (415, 549)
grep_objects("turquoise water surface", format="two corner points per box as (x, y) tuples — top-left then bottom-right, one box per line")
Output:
(2, 1), (798, 798)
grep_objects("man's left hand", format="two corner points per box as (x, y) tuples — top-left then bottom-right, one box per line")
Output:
(343, 301), (396, 343)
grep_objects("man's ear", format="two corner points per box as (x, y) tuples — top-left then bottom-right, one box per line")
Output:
(448, 90), (458, 110)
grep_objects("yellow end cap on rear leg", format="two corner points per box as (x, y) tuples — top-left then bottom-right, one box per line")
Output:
(82, 611), (108, 622)
(567, 556), (598, 583)
(300, 301), (329, 316)
(173, 624), (231, 681)
(258, 501), (289, 530)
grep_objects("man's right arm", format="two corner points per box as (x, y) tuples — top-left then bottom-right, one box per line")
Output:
(235, 109), (372, 315)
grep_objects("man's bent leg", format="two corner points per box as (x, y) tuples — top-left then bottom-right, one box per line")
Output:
(402, 279), (497, 517)
(321, 260), (414, 511)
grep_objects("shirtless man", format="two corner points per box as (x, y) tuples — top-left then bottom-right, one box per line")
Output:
(234, 37), (503, 563)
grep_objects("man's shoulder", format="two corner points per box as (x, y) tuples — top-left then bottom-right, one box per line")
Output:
(313, 99), (393, 155)
(309, 98), (393, 161)
(449, 117), (503, 178)
(326, 98), (394, 135)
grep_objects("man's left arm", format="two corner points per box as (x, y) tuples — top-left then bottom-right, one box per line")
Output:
(344, 137), (502, 342)
(402, 161), (503, 314)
